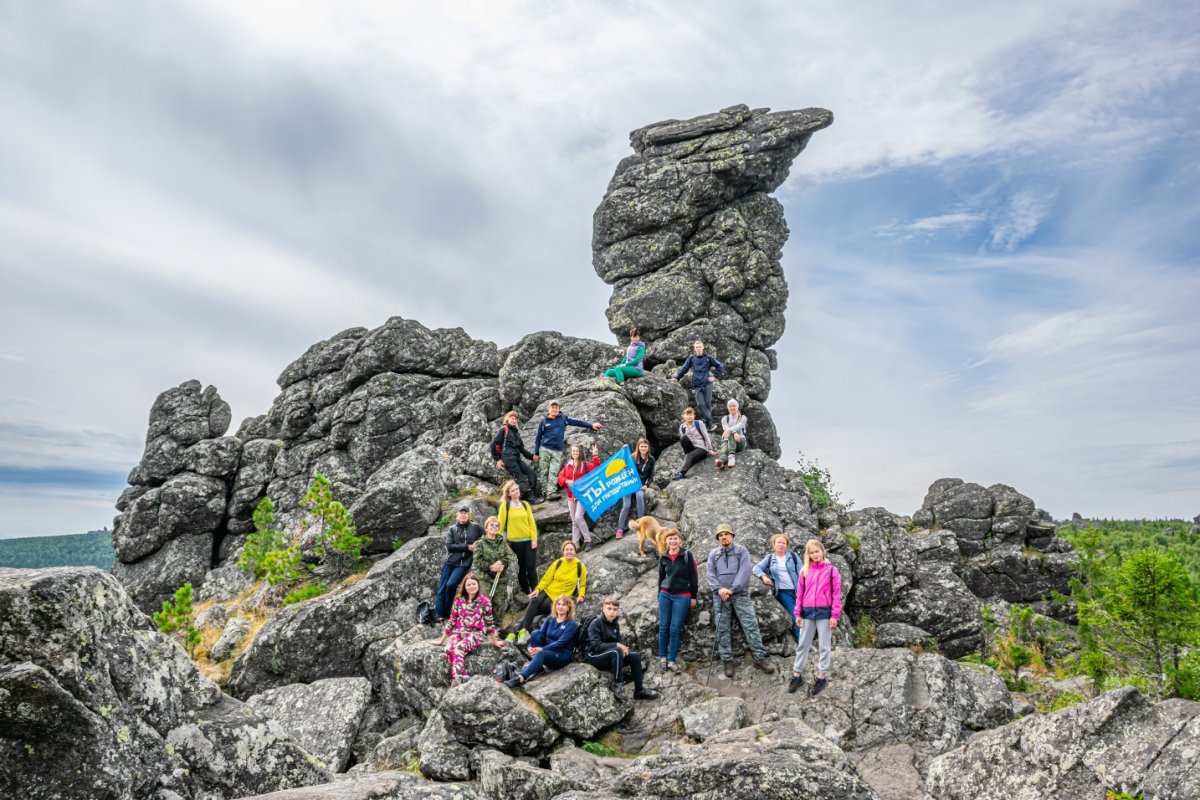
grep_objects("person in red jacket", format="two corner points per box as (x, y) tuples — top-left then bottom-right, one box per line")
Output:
(788, 538), (843, 697)
(558, 443), (600, 551)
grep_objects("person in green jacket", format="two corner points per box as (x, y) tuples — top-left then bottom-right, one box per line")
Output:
(474, 515), (517, 617)
(603, 327), (645, 384)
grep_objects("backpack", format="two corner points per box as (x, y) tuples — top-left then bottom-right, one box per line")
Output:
(546, 558), (583, 597)
(415, 598), (438, 626)
(497, 500), (533, 537)
(491, 425), (512, 461)
(492, 659), (520, 683)
(574, 613), (600, 657)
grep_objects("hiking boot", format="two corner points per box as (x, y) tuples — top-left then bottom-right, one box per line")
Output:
(753, 658), (776, 675)
(516, 629), (530, 645)
(531, 495), (546, 505)
(727, 454), (736, 468)
(715, 459), (725, 470)
(672, 471), (686, 480)
(787, 674), (805, 694)
(634, 687), (659, 700)
(810, 677), (828, 697)
(503, 676), (523, 689)
(615, 529), (623, 539)
(723, 661), (735, 678)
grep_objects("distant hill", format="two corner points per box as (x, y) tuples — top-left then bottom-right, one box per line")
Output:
(1060, 518), (1200, 581)
(0, 529), (114, 569)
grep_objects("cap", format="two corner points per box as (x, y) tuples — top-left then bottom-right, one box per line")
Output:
(457, 505), (471, 513)
(715, 523), (734, 538)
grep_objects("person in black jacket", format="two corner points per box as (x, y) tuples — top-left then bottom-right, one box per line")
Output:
(616, 437), (655, 539)
(657, 530), (698, 671)
(583, 596), (658, 699)
(435, 506), (484, 619)
(491, 410), (543, 503)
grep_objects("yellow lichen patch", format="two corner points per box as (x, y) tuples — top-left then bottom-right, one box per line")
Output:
(193, 608), (272, 686)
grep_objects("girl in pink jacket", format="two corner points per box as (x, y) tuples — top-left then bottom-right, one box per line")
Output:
(787, 539), (842, 697)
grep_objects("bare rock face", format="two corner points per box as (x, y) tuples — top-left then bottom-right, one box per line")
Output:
(593, 104), (833, 402)
(0, 568), (328, 800)
(244, 678), (373, 773)
(925, 687), (1200, 800)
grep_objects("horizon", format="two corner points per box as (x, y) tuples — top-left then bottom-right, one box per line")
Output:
(1, 1), (1197, 538)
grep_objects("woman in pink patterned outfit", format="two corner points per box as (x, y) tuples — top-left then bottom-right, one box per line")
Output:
(429, 573), (504, 686)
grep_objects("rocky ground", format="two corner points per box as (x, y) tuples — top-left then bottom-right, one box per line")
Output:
(3, 105), (1197, 799)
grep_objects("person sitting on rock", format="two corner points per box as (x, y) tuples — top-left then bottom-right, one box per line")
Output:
(584, 595), (658, 699)
(789, 538), (842, 697)
(435, 505), (484, 620)
(674, 339), (724, 430)
(616, 437), (655, 539)
(707, 523), (776, 678)
(491, 410), (543, 503)
(504, 594), (578, 689)
(512, 540), (587, 643)
(559, 443), (601, 551)
(498, 480), (539, 598)
(657, 530), (698, 672)
(715, 398), (748, 470)
(474, 515), (516, 618)
(603, 327), (645, 385)
(428, 572), (504, 687)
(672, 407), (717, 480)
(534, 400), (601, 501)
(752, 533), (802, 642)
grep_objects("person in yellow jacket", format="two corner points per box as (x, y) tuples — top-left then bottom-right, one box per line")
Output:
(498, 480), (539, 595)
(512, 541), (587, 643)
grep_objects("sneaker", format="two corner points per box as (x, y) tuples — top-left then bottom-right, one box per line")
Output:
(787, 674), (805, 694)
(727, 454), (736, 468)
(659, 657), (668, 670)
(503, 676), (523, 689)
(810, 677), (828, 697)
(667, 661), (680, 673)
(504, 633), (516, 642)
(753, 658), (776, 675)
(715, 459), (725, 470)
(673, 471), (686, 480)
(615, 530), (623, 539)
(723, 661), (735, 678)
(634, 688), (659, 700)
(516, 629), (530, 645)
(531, 495), (546, 505)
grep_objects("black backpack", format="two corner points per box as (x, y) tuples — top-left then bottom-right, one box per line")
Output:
(574, 613), (600, 658)
(415, 598), (438, 626)
(492, 659), (520, 683)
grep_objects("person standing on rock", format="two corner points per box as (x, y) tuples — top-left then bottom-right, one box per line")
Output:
(584, 595), (659, 699)
(504, 595), (579, 689)
(707, 523), (776, 678)
(715, 398), (748, 470)
(498, 480), (539, 598)
(603, 327), (645, 385)
(616, 438), (655, 539)
(475, 515), (516, 618)
(657, 530), (698, 672)
(789, 539), (842, 697)
(429, 573), (504, 687)
(753, 533), (802, 642)
(672, 407), (717, 480)
(674, 339), (724, 430)
(559, 443), (601, 551)
(533, 401), (601, 501)
(435, 506), (483, 621)
(513, 540), (588, 642)
(491, 410), (543, 504)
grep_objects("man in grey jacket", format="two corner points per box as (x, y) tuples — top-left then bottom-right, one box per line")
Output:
(706, 523), (776, 677)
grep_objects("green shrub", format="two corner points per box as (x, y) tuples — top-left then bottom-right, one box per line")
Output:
(796, 452), (849, 510)
(283, 582), (330, 606)
(262, 545), (303, 586)
(153, 583), (200, 657)
(853, 612), (876, 648)
(304, 474), (371, 575)
(845, 532), (861, 551)
(237, 497), (287, 578)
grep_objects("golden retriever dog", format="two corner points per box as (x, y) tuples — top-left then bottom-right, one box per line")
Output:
(628, 516), (679, 558)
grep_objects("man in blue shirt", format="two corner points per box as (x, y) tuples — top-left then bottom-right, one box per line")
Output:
(675, 340), (724, 431)
(533, 401), (601, 500)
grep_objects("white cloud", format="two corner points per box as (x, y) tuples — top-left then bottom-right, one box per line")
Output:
(987, 189), (1057, 251)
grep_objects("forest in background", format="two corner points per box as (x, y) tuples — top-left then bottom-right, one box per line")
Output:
(0, 529), (114, 569)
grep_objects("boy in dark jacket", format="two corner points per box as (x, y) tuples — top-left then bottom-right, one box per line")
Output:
(583, 596), (658, 699)
(533, 401), (601, 501)
(674, 340), (724, 430)
(491, 410), (543, 503)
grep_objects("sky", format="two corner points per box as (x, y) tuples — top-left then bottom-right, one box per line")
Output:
(1, 0), (1197, 538)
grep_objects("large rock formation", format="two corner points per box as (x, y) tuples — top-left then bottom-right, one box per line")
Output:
(593, 104), (833, 402)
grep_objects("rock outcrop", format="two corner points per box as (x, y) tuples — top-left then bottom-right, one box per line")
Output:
(0, 568), (328, 800)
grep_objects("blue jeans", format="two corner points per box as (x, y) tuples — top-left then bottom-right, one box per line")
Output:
(694, 381), (715, 426)
(436, 563), (469, 619)
(658, 592), (691, 662)
(519, 647), (573, 681)
(776, 589), (800, 642)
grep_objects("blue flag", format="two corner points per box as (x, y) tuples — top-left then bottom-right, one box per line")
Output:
(571, 445), (643, 520)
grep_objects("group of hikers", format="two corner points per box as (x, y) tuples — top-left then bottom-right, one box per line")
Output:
(425, 328), (842, 695)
